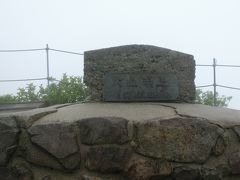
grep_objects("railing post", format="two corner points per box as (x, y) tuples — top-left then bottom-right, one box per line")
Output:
(213, 58), (217, 106)
(46, 44), (50, 87)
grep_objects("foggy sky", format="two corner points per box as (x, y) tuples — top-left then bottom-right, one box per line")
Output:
(0, 0), (240, 109)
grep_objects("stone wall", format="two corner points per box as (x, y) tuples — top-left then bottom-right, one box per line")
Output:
(84, 45), (195, 102)
(1, 103), (240, 179)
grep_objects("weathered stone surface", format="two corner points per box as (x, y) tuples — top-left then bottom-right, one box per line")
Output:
(1, 102), (240, 179)
(228, 151), (240, 174)
(164, 103), (240, 128)
(201, 168), (223, 180)
(173, 167), (201, 180)
(85, 146), (132, 173)
(233, 126), (240, 140)
(84, 45), (195, 102)
(81, 175), (105, 180)
(134, 117), (223, 163)
(9, 158), (33, 180)
(2, 160), (34, 180)
(14, 107), (57, 128)
(212, 136), (225, 156)
(126, 157), (156, 179)
(27, 123), (80, 170)
(36, 103), (176, 124)
(80, 175), (118, 180)
(28, 123), (79, 159)
(42, 175), (52, 180)
(126, 156), (172, 180)
(0, 167), (18, 180)
(77, 117), (129, 145)
(0, 116), (19, 166)
(18, 130), (63, 170)
(203, 154), (230, 177)
(59, 152), (81, 170)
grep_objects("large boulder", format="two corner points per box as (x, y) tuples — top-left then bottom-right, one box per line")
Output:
(85, 146), (132, 173)
(134, 117), (224, 163)
(27, 122), (80, 170)
(77, 117), (130, 145)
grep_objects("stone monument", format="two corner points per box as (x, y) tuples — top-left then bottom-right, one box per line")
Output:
(1, 45), (240, 180)
(84, 44), (195, 102)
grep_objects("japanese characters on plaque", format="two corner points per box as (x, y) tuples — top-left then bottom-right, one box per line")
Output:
(103, 73), (178, 102)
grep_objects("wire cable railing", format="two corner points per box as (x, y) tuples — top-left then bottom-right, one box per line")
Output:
(196, 59), (240, 106)
(0, 48), (45, 53)
(197, 64), (240, 68)
(0, 44), (83, 85)
(0, 78), (47, 83)
(196, 62), (240, 91)
(196, 84), (213, 88)
(217, 85), (240, 91)
(49, 48), (84, 55)
(0, 46), (240, 106)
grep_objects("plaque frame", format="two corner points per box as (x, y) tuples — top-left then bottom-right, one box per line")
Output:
(103, 73), (179, 102)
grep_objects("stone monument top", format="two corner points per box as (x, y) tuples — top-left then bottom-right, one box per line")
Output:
(84, 44), (195, 102)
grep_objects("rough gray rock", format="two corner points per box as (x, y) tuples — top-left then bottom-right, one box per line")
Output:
(134, 117), (224, 163)
(28, 123), (78, 159)
(212, 136), (226, 156)
(201, 168), (223, 180)
(84, 45), (195, 102)
(233, 126), (240, 140)
(28, 122), (80, 170)
(0, 116), (19, 166)
(14, 107), (57, 128)
(81, 176), (104, 180)
(59, 152), (81, 170)
(80, 175), (119, 180)
(126, 155), (172, 180)
(173, 167), (201, 180)
(0, 167), (18, 180)
(228, 151), (240, 175)
(126, 157), (157, 179)
(9, 158), (34, 180)
(1, 103), (240, 179)
(18, 129), (63, 170)
(85, 146), (132, 173)
(77, 117), (130, 145)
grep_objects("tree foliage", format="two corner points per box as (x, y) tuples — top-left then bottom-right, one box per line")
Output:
(0, 94), (17, 103)
(0, 74), (88, 105)
(39, 74), (88, 105)
(195, 89), (232, 107)
(15, 83), (40, 102)
(0, 78), (233, 108)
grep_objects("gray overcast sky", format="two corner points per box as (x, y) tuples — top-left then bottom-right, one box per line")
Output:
(0, 0), (240, 109)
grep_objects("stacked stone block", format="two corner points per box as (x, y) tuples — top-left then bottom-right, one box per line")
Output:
(1, 103), (240, 179)
(84, 45), (195, 102)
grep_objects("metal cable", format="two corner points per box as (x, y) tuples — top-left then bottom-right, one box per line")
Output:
(196, 64), (213, 67)
(216, 65), (240, 68)
(49, 48), (84, 55)
(196, 85), (213, 88)
(0, 48), (45, 52)
(196, 64), (240, 68)
(217, 85), (240, 91)
(0, 78), (47, 82)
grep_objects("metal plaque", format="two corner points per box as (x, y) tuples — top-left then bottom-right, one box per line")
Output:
(103, 73), (179, 102)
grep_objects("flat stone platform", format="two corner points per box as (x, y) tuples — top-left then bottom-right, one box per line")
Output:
(1, 103), (240, 180)
(31, 103), (240, 127)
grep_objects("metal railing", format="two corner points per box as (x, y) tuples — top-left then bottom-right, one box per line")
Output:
(1, 45), (240, 106)
(196, 59), (240, 106)
(0, 44), (83, 86)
